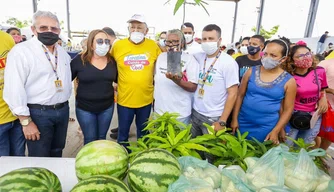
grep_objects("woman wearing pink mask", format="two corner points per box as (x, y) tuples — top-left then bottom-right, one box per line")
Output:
(6, 27), (22, 44)
(282, 44), (328, 145)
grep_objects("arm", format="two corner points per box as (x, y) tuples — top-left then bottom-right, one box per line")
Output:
(231, 69), (252, 133)
(325, 88), (334, 94)
(172, 79), (197, 92)
(265, 78), (297, 144)
(3, 50), (40, 141)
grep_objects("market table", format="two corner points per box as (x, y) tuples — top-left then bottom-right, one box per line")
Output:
(0, 156), (78, 192)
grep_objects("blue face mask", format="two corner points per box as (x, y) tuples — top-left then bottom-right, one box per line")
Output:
(247, 46), (261, 55)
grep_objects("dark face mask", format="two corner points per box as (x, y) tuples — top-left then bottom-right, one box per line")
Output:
(247, 45), (261, 56)
(37, 32), (59, 46)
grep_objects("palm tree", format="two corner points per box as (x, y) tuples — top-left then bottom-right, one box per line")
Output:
(165, 0), (210, 25)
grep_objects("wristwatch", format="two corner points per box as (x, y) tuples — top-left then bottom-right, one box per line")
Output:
(218, 120), (226, 127)
(20, 117), (32, 126)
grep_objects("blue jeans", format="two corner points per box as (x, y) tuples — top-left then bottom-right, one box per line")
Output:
(286, 117), (322, 145)
(0, 120), (25, 156)
(76, 104), (115, 145)
(117, 104), (152, 147)
(317, 42), (325, 54)
(177, 115), (191, 126)
(28, 104), (69, 157)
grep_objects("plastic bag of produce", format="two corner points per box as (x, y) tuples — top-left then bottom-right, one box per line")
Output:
(258, 186), (294, 192)
(168, 175), (214, 192)
(178, 156), (222, 189)
(315, 180), (334, 192)
(221, 166), (252, 192)
(284, 148), (328, 192)
(244, 157), (259, 170)
(245, 145), (289, 190)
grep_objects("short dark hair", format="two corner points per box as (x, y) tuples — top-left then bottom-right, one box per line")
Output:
(329, 42), (333, 45)
(102, 27), (116, 37)
(203, 24), (221, 38)
(251, 35), (265, 44)
(242, 37), (250, 42)
(227, 49), (235, 55)
(159, 31), (167, 37)
(325, 31), (329, 34)
(235, 42), (240, 46)
(181, 22), (194, 31)
(6, 27), (20, 34)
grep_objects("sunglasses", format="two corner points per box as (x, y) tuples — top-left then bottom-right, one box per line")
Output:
(96, 38), (111, 45)
(35, 25), (60, 33)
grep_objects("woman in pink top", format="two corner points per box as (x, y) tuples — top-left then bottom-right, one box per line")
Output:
(317, 59), (334, 149)
(282, 44), (328, 145)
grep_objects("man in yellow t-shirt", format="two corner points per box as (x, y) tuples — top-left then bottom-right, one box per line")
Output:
(111, 14), (161, 147)
(0, 31), (25, 156)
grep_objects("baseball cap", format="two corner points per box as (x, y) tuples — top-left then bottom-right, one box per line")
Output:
(127, 14), (146, 23)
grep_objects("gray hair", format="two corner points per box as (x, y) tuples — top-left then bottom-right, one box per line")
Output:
(167, 29), (187, 51)
(32, 11), (60, 27)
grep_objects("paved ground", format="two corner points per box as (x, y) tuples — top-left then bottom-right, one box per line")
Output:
(63, 94), (334, 178)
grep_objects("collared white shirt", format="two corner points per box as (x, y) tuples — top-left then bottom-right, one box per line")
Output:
(4, 36), (72, 116)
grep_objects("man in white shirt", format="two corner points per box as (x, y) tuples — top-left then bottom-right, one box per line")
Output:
(181, 22), (203, 55)
(4, 11), (72, 157)
(154, 29), (199, 124)
(191, 24), (239, 137)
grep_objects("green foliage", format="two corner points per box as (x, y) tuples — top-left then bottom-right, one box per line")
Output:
(251, 25), (280, 39)
(128, 113), (208, 162)
(165, 0), (209, 15)
(5, 17), (31, 28)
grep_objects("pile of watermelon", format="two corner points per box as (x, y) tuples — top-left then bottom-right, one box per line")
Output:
(0, 140), (182, 192)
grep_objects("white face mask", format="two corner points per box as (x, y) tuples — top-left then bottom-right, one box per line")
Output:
(130, 32), (144, 44)
(240, 46), (248, 54)
(159, 39), (165, 47)
(201, 41), (219, 56)
(184, 34), (193, 44)
(95, 43), (110, 56)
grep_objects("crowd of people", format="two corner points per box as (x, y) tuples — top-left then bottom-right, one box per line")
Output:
(0, 10), (334, 158)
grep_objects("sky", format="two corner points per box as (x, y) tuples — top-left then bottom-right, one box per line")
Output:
(0, 0), (333, 45)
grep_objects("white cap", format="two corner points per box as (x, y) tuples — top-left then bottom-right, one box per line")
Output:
(127, 14), (146, 23)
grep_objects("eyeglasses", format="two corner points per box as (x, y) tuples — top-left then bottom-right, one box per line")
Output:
(35, 25), (60, 33)
(165, 40), (180, 46)
(295, 52), (312, 59)
(96, 38), (111, 45)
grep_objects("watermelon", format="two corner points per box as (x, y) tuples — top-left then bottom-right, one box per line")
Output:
(128, 148), (181, 192)
(0, 167), (61, 192)
(75, 140), (128, 181)
(70, 175), (130, 192)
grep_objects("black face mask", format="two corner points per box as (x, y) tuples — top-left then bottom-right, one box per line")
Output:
(37, 32), (59, 46)
(247, 45), (261, 56)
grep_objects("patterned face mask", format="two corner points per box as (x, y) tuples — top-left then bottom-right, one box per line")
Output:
(294, 54), (313, 69)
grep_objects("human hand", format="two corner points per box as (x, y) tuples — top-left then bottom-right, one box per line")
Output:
(318, 97), (328, 114)
(230, 119), (239, 134)
(22, 121), (40, 141)
(212, 122), (225, 132)
(264, 130), (279, 145)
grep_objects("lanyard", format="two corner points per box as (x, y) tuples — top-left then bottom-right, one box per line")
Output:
(42, 46), (59, 80)
(201, 51), (221, 88)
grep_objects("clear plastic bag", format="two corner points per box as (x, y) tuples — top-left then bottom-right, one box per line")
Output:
(168, 175), (214, 192)
(284, 148), (328, 192)
(221, 166), (252, 192)
(258, 186), (294, 192)
(245, 145), (289, 190)
(178, 156), (222, 189)
(244, 157), (259, 170)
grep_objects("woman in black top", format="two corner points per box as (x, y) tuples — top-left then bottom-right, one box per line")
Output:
(71, 29), (117, 145)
